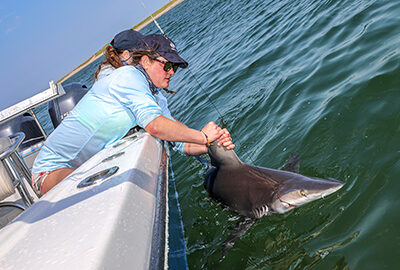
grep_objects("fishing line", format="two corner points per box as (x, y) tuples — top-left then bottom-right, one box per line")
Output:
(138, 0), (225, 123)
(138, 0), (165, 36)
(137, 0), (256, 164)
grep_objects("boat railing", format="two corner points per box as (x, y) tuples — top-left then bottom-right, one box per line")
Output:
(0, 81), (66, 139)
(0, 132), (38, 210)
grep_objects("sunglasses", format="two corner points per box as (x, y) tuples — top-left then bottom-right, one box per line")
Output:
(152, 58), (179, 73)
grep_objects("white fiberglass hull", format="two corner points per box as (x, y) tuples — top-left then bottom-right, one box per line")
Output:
(0, 130), (169, 269)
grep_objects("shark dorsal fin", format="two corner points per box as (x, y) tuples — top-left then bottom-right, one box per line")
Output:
(279, 153), (301, 173)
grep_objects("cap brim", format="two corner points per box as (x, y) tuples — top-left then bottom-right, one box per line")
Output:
(162, 52), (188, 68)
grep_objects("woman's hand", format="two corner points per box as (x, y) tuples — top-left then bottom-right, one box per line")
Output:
(201, 122), (235, 149)
(201, 121), (222, 143)
(184, 123), (235, 155)
(217, 128), (235, 149)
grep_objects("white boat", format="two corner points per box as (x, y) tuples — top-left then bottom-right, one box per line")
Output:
(0, 82), (182, 269)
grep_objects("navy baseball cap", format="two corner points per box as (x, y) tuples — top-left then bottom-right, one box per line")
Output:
(142, 34), (188, 68)
(113, 29), (144, 51)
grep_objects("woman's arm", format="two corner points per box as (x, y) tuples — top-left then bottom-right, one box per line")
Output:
(145, 116), (220, 145)
(184, 143), (208, 156)
(146, 116), (235, 155)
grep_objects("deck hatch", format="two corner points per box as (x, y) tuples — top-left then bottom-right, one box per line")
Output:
(77, 166), (119, 188)
(112, 135), (138, 148)
(102, 152), (125, 163)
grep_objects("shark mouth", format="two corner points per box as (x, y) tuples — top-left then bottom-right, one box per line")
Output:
(278, 197), (296, 210)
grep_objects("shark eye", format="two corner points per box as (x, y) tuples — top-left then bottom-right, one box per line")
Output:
(300, 190), (307, 196)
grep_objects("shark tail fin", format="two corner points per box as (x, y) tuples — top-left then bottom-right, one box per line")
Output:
(279, 153), (301, 173)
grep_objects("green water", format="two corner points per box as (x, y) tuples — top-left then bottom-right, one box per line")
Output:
(65, 0), (400, 268)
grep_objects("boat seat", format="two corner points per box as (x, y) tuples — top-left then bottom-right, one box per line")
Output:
(0, 133), (38, 210)
(0, 137), (14, 201)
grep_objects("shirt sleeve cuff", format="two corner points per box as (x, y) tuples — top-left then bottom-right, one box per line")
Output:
(169, 141), (187, 156)
(139, 113), (162, 128)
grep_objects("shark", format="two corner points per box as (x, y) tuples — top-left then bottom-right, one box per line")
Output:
(202, 141), (344, 263)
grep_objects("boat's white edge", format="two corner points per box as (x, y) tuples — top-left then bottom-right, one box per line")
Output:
(0, 82), (65, 124)
(0, 130), (168, 270)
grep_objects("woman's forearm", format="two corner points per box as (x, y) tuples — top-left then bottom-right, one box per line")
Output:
(145, 115), (207, 144)
(184, 143), (208, 155)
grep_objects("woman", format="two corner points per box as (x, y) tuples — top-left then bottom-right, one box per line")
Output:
(32, 32), (234, 196)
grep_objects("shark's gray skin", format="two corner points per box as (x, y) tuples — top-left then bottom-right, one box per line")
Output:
(204, 141), (344, 219)
(202, 141), (344, 267)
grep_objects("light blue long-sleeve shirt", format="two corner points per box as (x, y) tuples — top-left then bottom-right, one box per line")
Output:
(32, 65), (185, 173)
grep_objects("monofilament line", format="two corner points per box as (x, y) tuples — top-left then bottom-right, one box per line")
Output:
(137, 0), (256, 164)
(137, 0), (166, 36)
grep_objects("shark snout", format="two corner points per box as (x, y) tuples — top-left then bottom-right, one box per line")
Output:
(319, 180), (344, 198)
(271, 177), (344, 213)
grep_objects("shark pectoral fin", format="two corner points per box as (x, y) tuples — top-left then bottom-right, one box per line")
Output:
(279, 153), (301, 173)
(204, 217), (256, 268)
(221, 217), (256, 257)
